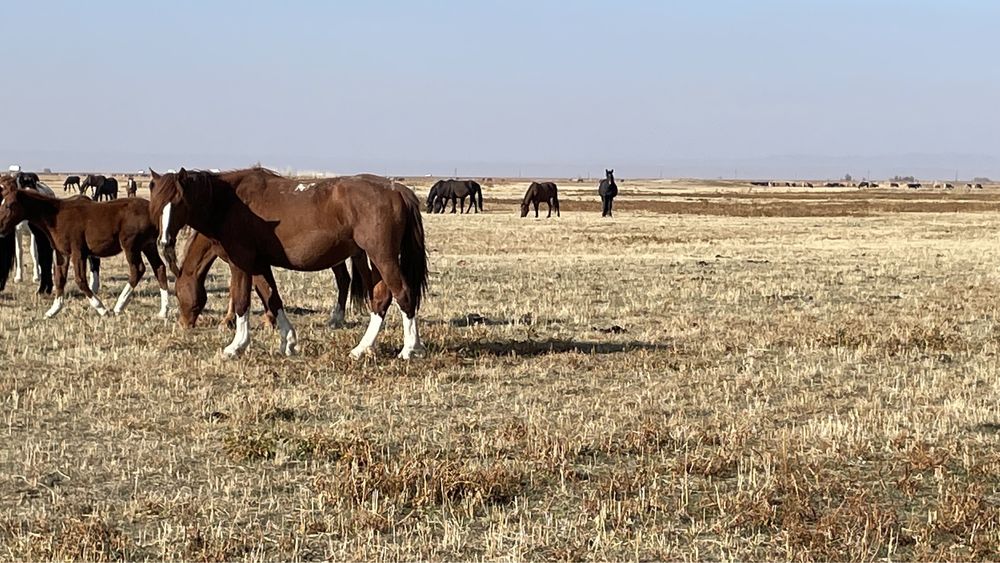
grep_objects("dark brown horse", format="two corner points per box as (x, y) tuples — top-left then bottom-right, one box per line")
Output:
(126, 177), (138, 197)
(63, 175), (81, 193)
(149, 167), (428, 359)
(175, 231), (369, 329)
(520, 182), (560, 218)
(0, 177), (170, 318)
(80, 174), (106, 197)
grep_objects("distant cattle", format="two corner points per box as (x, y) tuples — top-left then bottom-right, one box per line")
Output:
(858, 181), (870, 188)
(750, 181), (769, 186)
(907, 183), (921, 189)
(975, 183), (984, 189)
(945, 183), (954, 190)
(825, 182), (845, 187)
(890, 182), (899, 188)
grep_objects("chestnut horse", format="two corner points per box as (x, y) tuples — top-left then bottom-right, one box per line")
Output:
(520, 182), (560, 218)
(0, 178), (170, 318)
(149, 167), (428, 359)
(176, 230), (369, 329)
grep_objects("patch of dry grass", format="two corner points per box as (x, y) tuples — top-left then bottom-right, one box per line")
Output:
(2, 179), (1000, 559)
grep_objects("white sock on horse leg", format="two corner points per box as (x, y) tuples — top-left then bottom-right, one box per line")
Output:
(158, 288), (170, 318)
(29, 233), (39, 282)
(44, 296), (64, 318)
(398, 309), (426, 359)
(13, 225), (24, 282)
(112, 283), (135, 314)
(350, 312), (384, 358)
(276, 308), (298, 356)
(223, 312), (251, 357)
(88, 295), (109, 316)
(89, 269), (100, 294)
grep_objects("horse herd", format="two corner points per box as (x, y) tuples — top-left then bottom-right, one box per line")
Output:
(0, 167), (621, 360)
(62, 173), (140, 200)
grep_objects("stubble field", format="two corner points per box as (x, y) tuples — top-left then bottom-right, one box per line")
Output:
(2, 176), (1000, 560)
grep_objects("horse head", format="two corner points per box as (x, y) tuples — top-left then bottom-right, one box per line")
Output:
(605, 169), (615, 183)
(0, 178), (27, 235)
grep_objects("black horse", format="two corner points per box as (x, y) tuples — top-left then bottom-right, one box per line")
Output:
(93, 177), (119, 201)
(63, 175), (81, 193)
(80, 174), (106, 197)
(427, 179), (483, 214)
(15, 172), (39, 190)
(521, 182), (560, 218)
(598, 169), (618, 217)
(126, 177), (138, 197)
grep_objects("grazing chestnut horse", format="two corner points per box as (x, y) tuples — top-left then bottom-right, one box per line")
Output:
(149, 167), (428, 359)
(0, 178), (170, 318)
(175, 230), (369, 329)
(520, 181), (560, 218)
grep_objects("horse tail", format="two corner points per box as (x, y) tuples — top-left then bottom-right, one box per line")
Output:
(29, 224), (54, 294)
(0, 232), (14, 292)
(348, 254), (369, 313)
(398, 187), (429, 312)
(476, 182), (483, 211)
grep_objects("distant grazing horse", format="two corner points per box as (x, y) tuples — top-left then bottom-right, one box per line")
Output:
(63, 175), (81, 193)
(150, 167), (428, 359)
(126, 177), (138, 197)
(175, 224), (371, 330)
(427, 179), (483, 214)
(520, 182), (560, 218)
(598, 169), (618, 217)
(0, 180), (170, 318)
(80, 174), (106, 197)
(94, 177), (119, 201)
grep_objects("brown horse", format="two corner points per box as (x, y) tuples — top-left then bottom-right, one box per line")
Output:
(149, 167), (428, 359)
(175, 231), (369, 329)
(520, 182), (560, 218)
(0, 177), (170, 318)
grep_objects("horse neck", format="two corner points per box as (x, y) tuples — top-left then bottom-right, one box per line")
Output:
(18, 190), (61, 231)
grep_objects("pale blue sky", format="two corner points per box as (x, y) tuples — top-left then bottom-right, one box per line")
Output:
(2, 1), (998, 178)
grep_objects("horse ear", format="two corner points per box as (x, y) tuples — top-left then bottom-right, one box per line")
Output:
(149, 168), (160, 180)
(177, 167), (187, 182)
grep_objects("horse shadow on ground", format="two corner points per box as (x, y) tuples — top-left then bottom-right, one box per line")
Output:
(442, 337), (671, 358)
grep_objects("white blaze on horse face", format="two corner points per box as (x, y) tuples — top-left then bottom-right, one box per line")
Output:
(398, 310), (426, 360)
(350, 312), (384, 358)
(276, 309), (298, 356)
(44, 296), (64, 318)
(158, 288), (170, 318)
(223, 313), (251, 357)
(88, 295), (109, 316)
(159, 202), (172, 245)
(112, 282), (135, 314)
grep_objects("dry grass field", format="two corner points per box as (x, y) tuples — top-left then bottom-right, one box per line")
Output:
(3, 176), (1000, 560)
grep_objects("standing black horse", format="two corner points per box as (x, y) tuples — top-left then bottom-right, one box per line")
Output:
(63, 175), (81, 193)
(93, 177), (119, 201)
(426, 179), (483, 214)
(126, 177), (138, 197)
(598, 169), (618, 217)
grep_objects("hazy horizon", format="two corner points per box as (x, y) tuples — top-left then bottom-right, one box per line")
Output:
(3, 1), (998, 179)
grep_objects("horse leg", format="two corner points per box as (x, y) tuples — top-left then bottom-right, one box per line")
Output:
(13, 224), (24, 283)
(608, 196), (614, 217)
(222, 266), (252, 357)
(141, 243), (170, 318)
(28, 231), (40, 282)
(546, 199), (553, 218)
(73, 251), (109, 316)
(88, 256), (101, 293)
(450, 196), (457, 214)
(554, 195), (561, 217)
(533, 201), (539, 218)
(44, 253), (70, 318)
(256, 268), (296, 356)
(368, 253), (425, 360)
(349, 266), (391, 359)
(251, 274), (278, 328)
(328, 262), (350, 327)
(112, 245), (145, 315)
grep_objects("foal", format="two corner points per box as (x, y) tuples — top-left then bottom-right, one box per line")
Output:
(175, 231), (370, 329)
(0, 181), (169, 318)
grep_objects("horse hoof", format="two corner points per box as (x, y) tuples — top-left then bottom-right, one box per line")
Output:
(398, 345), (427, 360)
(222, 347), (243, 358)
(349, 347), (372, 359)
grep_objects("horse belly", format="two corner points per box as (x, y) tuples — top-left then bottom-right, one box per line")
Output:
(276, 232), (356, 271)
